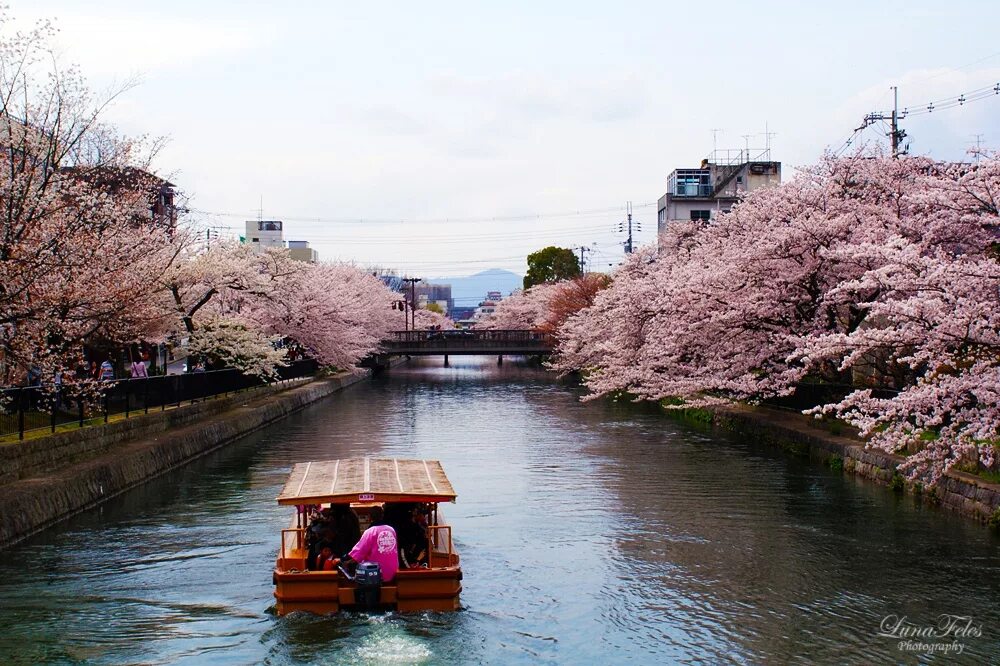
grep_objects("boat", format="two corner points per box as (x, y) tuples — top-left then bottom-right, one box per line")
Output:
(273, 457), (462, 615)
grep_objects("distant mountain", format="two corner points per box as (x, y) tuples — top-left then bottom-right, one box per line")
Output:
(427, 268), (522, 309)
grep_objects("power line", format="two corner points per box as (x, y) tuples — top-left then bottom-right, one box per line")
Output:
(203, 222), (617, 245)
(899, 82), (1000, 117)
(853, 81), (1000, 157)
(906, 50), (1000, 88)
(188, 202), (657, 226)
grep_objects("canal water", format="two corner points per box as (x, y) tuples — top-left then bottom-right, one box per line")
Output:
(0, 357), (997, 664)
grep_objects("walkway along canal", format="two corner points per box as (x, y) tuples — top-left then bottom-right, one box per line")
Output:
(0, 357), (997, 664)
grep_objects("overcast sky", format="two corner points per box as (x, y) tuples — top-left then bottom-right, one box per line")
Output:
(16, 1), (1000, 276)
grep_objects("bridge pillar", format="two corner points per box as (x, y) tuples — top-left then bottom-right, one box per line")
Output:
(497, 355), (503, 366)
(444, 355), (449, 367)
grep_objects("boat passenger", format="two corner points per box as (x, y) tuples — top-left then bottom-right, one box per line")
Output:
(317, 546), (340, 571)
(341, 506), (399, 582)
(393, 503), (429, 568)
(307, 518), (337, 570)
(332, 506), (360, 556)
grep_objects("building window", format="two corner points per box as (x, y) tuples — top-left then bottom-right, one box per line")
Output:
(668, 169), (711, 197)
(658, 208), (666, 224)
(258, 220), (282, 231)
(690, 210), (711, 221)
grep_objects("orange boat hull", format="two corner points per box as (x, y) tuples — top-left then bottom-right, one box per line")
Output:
(273, 566), (462, 615)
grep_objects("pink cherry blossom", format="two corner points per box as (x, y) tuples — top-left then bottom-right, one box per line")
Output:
(555, 151), (1000, 484)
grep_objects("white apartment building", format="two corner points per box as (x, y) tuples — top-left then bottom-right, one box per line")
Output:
(244, 220), (319, 263)
(657, 149), (781, 246)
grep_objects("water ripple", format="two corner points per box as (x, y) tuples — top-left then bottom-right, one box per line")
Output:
(0, 357), (997, 664)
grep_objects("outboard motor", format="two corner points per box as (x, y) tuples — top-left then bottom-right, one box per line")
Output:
(354, 562), (382, 609)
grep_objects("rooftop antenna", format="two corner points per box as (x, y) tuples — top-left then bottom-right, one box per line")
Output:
(741, 134), (752, 162)
(763, 122), (776, 158)
(711, 128), (723, 158)
(257, 196), (263, 221)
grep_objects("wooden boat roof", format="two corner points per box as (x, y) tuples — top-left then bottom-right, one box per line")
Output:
(276, 457), (457, 505)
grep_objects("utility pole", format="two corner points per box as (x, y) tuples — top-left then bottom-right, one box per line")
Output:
(891, 86), (900, 157)
(402, 277), (421, 331)
(624, 201), (634, 254)
(204, 226), (221, 247)
(972, 133), (985, 164)
(572, 246), (592, 273)
(617, 201), (640, 254)
(857, 86), (908, 158)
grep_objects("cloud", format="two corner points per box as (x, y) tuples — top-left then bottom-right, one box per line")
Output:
(12, 8), (266, 78)
(347, 106), (428, 137)
(427, 71), (647, 124)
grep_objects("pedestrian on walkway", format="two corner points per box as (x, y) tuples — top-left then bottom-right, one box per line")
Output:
(130, 357), (148, 379)
(99, 357), (115, 381)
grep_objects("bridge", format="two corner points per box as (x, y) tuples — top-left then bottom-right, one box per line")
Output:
(381, 329), (554, 357)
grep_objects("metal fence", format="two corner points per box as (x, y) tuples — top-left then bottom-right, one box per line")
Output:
(763, 382), (901, 413)
(0, 359), (318, 441)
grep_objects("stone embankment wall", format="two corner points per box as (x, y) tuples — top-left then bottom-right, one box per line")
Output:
(701, 406), (1000, 525)
(0, 373), (368, 550)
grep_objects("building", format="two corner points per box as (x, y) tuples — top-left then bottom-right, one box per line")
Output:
(245, 219), (285, 251)
(65, 166), (178, 232)
(244, 219), (320, 262)
(657, 148), (781, 244)
(287, 240), (318, 263)
(415, 281), (453, 315)
(472, 292), (503, 322)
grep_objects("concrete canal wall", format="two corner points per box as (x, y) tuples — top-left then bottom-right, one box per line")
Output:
(0, 372), (370, 550)
(692, 405), (1000, 525)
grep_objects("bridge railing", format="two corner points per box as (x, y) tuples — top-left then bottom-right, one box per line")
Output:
(387, 329), (552, 345)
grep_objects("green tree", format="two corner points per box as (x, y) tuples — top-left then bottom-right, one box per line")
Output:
(524, 246), (581, 289)
(425, 302), (444, 315)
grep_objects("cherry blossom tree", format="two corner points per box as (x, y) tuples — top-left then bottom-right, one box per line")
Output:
(797, 156), (1000, 483)
(0, 15), (180, 386)
(480, 282), (560, 330)
(159, 242), (304, 375)
(251, 262), (397, 370)
(483, 274), (609, 336)
(555, 152), (1000, 483)
(413, 308), (455, 330)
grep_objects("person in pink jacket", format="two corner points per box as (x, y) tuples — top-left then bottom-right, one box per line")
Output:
(343, 506), (399, 582)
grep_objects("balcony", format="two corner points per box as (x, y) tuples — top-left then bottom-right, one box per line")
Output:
(668, 169), (712, 198)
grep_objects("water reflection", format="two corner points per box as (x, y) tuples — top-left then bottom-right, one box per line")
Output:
(0, 356), (996, 664)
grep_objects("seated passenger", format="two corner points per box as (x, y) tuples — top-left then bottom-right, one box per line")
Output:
(308, 524), (337, 570)
(397, 504), (429, 568)
(332, 505), (360, 556)
(341, 506), (398, 582)
(317, 545), (340, 571)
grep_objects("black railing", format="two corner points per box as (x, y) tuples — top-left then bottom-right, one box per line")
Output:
(389, 329), (550, 344)
(384, 329), (554, 352)
(0, 359), (318, 441)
